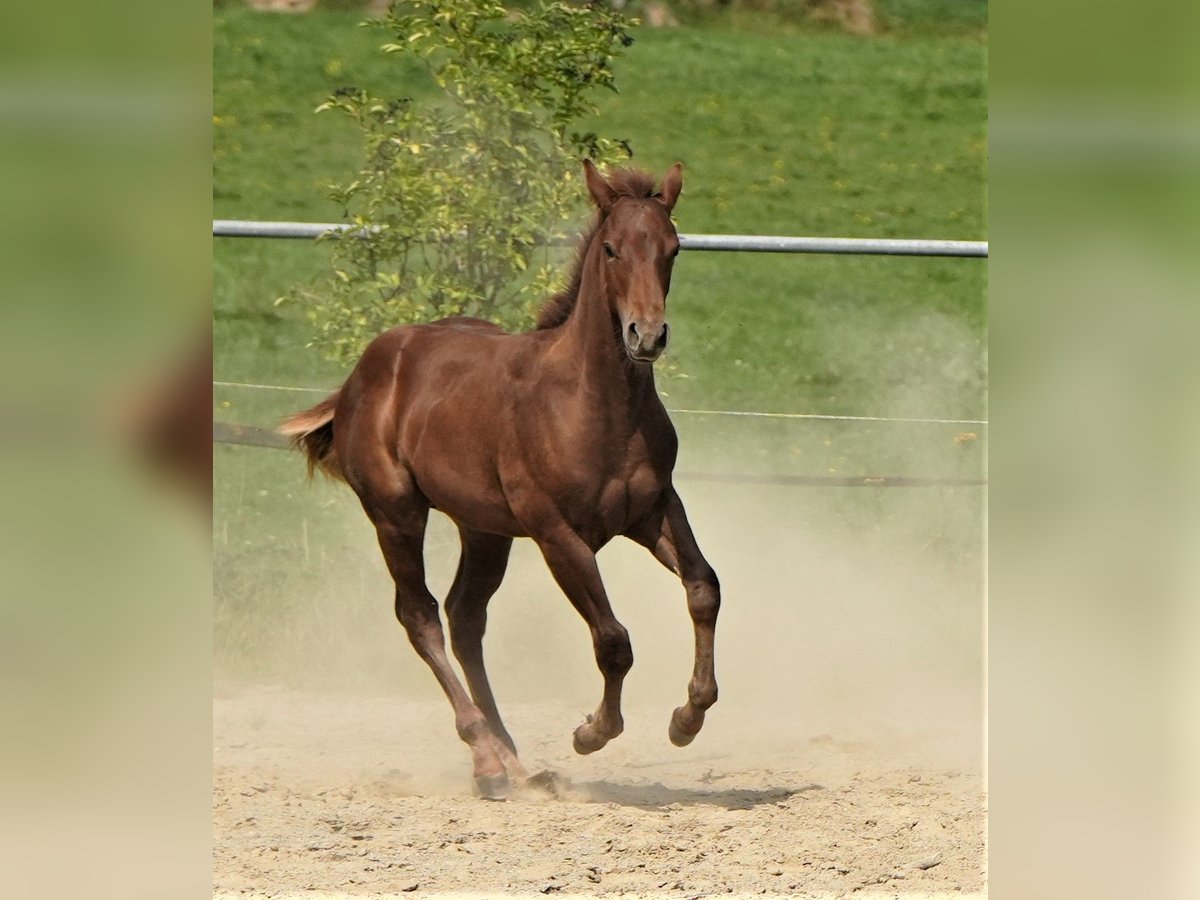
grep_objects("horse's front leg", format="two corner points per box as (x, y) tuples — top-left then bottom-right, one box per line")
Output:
(535, 525), (632, 754)
(628, 486), (721, 746)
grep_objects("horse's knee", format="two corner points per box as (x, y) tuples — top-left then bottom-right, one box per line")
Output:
(685, 566), (720, 626)
(595, 625), (633, 679)
(395, 593), (443, 649)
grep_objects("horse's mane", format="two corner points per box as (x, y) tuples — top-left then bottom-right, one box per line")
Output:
(535, 168), (660, 330)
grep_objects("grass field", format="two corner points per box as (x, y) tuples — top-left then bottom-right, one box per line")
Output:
(213, 5), (987, 678)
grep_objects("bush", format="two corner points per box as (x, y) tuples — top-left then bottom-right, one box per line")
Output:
(294, 0), (636, 362)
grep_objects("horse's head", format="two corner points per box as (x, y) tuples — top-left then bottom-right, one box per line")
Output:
(584, 160), (683, 364)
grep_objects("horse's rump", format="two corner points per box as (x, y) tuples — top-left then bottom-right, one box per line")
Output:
(277, 318), (504, 485)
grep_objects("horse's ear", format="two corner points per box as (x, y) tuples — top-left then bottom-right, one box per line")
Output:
(583, 159), (617, 213)
(658, 163), (683, 212)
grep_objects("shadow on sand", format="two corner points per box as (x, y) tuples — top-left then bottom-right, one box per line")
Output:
(569, 779), (823, 810)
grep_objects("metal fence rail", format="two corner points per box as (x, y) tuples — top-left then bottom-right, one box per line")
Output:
(213, 219), (987, 258)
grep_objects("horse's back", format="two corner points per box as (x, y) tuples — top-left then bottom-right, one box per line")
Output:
(347, 318), (514, 387)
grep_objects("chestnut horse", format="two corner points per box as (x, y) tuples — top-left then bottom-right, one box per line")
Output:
(281, 162), (720, 799)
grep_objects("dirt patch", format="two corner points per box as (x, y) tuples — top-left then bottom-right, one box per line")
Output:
(215, 441), (985, 897)
(213, 684), (984, 897)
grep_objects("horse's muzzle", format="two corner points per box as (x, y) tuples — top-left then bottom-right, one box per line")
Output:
(624, 319), (669, 362)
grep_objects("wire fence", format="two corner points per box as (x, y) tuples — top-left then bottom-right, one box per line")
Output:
(212, 379), (988, 428)
(214, 422), (984, 488)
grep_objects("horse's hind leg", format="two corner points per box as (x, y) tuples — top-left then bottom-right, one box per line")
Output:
(367, 499), (514, 799)
(445, 528), (526, 769)
(628, 487), (721, 746)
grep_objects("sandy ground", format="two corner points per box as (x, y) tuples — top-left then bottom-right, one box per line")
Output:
(213, 683), (984, 898)
(215, 471), (986, 897)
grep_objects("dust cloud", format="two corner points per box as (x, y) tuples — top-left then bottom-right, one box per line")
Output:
(214, 340), (985, 783)
(214, 289), (986, 781)
(213, 303), (986, 896)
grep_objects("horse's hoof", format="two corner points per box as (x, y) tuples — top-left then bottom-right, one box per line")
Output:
(668, 709), (698, 747)
(572, 725), (608, 755)
(474, 772), (510, 801)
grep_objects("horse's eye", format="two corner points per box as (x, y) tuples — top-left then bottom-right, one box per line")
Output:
(603, 242), (617, 260)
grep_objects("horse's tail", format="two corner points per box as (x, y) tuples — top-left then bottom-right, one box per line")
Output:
(279, 389), (343, 482)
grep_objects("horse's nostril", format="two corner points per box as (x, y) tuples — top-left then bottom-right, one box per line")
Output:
(628, 321), (639, 338)
(658, 323), (670, 349)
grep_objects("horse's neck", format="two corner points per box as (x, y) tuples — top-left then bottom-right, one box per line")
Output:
(555, 252), (655, 414)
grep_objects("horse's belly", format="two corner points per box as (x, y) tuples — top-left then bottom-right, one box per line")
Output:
(414, 465), (527, 538)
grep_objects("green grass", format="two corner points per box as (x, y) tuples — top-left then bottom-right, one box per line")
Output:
(214, 8), (986, 408)
(213, 7), (986, 679)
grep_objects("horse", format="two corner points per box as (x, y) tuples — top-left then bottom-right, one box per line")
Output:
(280, 161), (721, 799)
